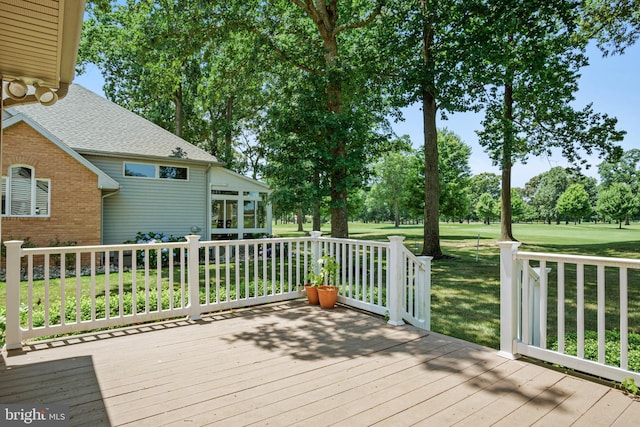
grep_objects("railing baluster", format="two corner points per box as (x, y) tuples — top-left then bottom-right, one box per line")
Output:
(60, 253), (66, 326)
(577, 262), (584, 359)
(28, 254), (33, 330)
(620, 267), (628, 370)
(118, 250), (124, 317)
(597, 264), (606, 364)
(539, 260), (547, 349)
(557, 262), (565, 354)
(76, 251), (82, 323)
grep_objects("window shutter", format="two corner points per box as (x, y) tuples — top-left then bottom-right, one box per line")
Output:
(1, 177), (6, 215)
(10, 167), (32, 215)
(36, 179), (49, 216)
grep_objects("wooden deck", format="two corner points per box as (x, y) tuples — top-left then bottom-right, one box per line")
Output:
(2, 300), (639, 426)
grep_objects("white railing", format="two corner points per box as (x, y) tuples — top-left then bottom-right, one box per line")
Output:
(310, 233), (431, 329)
(498, 241), (640, 383)
(2, 234), (431, 350)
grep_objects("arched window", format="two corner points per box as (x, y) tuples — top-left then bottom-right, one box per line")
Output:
(1, 165), (50, 217)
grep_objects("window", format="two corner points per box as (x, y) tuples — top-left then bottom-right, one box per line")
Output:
(2, 165), (50, 217)
(124, 162), (188, 180)
(243, 192), (267, 229)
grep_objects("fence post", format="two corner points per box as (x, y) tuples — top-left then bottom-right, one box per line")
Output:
(3, 240), (24, 351)
(186, 235), (201, 321)
(418, 256), (432, 330)
(497, 241), (521, 359)
(310, 231), (322, 276)
(387, 236), (405, 326)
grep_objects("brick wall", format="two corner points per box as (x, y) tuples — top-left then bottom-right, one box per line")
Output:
(2, 121), (102, 248)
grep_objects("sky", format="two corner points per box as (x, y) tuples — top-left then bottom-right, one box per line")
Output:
(74, 42), (640, 188)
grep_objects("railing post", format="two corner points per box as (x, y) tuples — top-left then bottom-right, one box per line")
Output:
(186, 235), (201, 321)
(497, 241), (521, 359)
(3, 240), (24, 351)
(417, 256), (432, 330)
(310, 231), (322, 276)
(387, 236), (405, 326)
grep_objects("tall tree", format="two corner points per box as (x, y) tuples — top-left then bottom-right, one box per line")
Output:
(476, 0), (624, 241)
(251, 0), (390, 238)
(580, 0), (640, 56)
(380, 1), (484, 257)
(80, 1), (271, 169)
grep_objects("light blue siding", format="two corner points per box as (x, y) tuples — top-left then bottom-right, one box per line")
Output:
(86, 155), (209, 244)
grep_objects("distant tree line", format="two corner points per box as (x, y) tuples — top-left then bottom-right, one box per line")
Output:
(274, 142), (640, 229)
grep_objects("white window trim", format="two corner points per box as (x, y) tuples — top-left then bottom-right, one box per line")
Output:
(123, 162), (189, 181)
(2, 165), (51, 218)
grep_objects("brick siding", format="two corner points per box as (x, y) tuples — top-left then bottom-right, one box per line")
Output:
(2, 121), (102, 248)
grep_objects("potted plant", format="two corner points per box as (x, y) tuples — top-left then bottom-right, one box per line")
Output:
(316, 255), (339, 309)
(304, 270), (321, 305)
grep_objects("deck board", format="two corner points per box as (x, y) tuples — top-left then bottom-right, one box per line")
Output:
(1, 300), (638, 426)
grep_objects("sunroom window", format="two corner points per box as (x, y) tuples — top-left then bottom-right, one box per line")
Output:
(2, 165), (50, 217)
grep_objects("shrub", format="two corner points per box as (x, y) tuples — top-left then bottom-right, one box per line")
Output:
(124, 232), (183, 267)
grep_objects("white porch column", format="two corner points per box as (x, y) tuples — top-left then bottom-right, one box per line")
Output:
(387, 236), (405, 326)
(498, 241), (521, 359)
(186, 235), (201, 321)
(3, 240), (24, 351)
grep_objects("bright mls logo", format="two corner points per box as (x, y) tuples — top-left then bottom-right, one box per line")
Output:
(0, 405), (69, 426)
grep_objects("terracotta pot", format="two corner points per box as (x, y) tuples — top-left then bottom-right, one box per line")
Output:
(305, 284), (319, 305)
(317, 285), (338, 309)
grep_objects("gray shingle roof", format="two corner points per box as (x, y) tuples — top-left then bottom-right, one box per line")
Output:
(8, 84), (219, 164)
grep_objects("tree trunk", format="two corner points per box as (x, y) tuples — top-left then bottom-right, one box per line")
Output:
(500, 79), (515, 241)
(420, 10), (443, 258)
(297, 204), (304, 232)
(174, 84), (183, 138)
(324, 30), (348, 238)
(394, 199), (400, 228)
(224, 97), (234, 164)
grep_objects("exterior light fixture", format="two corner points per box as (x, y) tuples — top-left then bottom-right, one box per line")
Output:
(34, 84), (58, 106)
(5, 79), (28, 101)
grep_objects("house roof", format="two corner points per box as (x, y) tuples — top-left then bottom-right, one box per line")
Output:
(7, 84), (221, 164)
(0, 0), (85, 92)
(2, 112), (120, 190)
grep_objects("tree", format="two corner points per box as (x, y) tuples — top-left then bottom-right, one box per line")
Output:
(531, 167), (569, 224)
(371, 150), (413, 228)
(580, 0), (640, 56)
(80, 1), (271, 169)
(556, 184), (592, 224)
(469, 173), (501, 219)
(438, 129), (472, 221)
(476, 0), (624, 241)
(476, 193), (498, 225)
(401, 131), (472, 223)
(379, 1), (485, 257)
(596, 183), (637, 228)
(598, 148), (640, 225)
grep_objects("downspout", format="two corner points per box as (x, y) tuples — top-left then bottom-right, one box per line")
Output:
(205, 163), (213, 241)
(101, 190), (119, 244)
